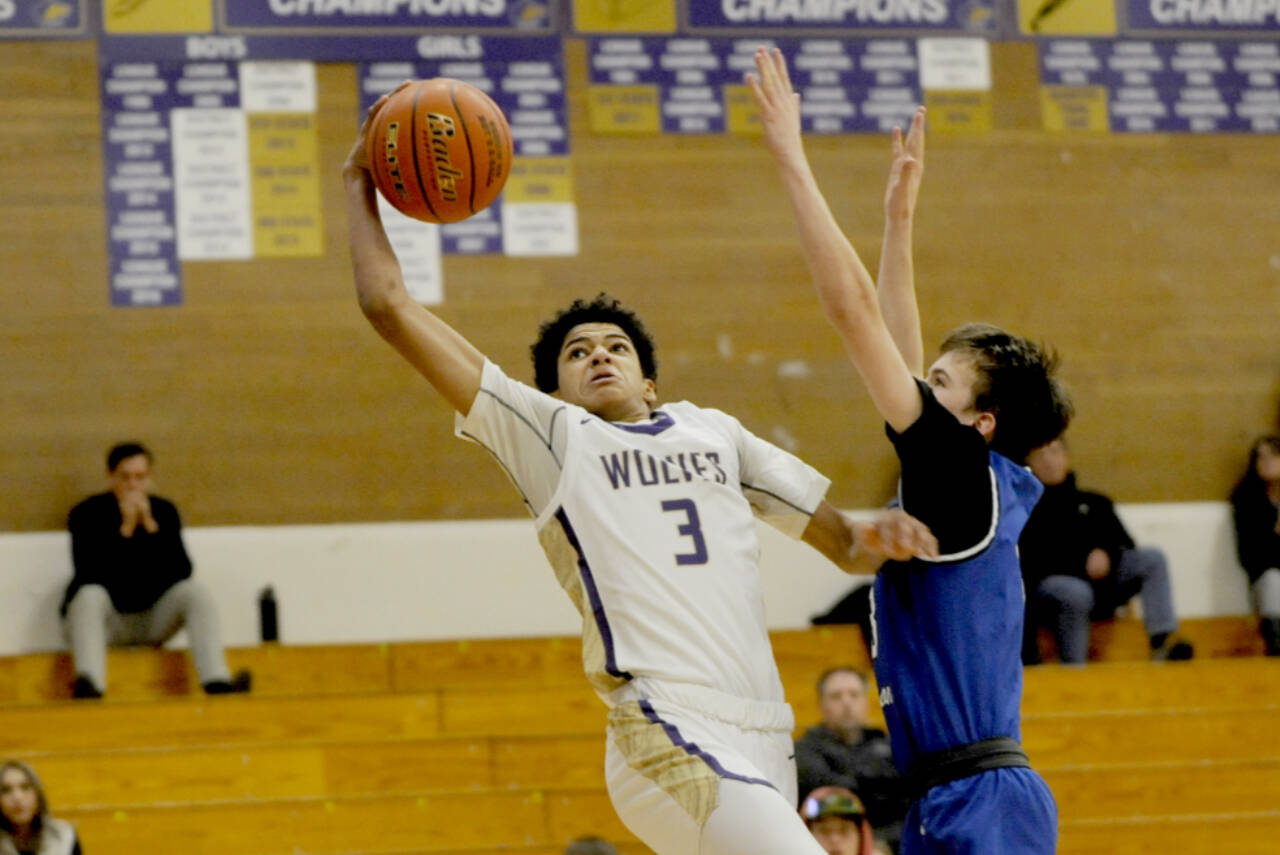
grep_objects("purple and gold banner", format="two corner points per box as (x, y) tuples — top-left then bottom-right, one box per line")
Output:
(1124, 0), (1280, 34)
(219, 0), (556, 33)
(682, 0), (998, 34)
(0, 0), (85, 38)
(1039, 38), (1280, 132)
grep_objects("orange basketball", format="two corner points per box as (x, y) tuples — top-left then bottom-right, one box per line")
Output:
(366, 78), (514, 224)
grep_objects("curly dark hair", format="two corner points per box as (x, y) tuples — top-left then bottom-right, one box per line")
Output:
(530, 294), (658, 394)
(940, 323), (1073, 465)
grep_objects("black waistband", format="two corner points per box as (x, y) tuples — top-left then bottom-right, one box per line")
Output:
(905, 736), (1030, 802)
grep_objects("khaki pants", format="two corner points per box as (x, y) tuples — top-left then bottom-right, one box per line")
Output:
(63, 579), (231, 690)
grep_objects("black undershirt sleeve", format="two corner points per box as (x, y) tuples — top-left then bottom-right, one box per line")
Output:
(886, 380), (995, 557)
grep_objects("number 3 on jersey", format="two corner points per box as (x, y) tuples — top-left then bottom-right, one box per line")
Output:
(660, 499), (708, 566)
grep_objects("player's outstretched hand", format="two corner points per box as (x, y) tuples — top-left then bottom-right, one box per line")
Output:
(857, 508), (938, 562)
(745, 46), (804, 164)
(343, 80), (414, 176)
(884, 106), (926, 224)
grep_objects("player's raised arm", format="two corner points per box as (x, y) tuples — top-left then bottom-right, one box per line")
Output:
(343, 87), (486, 416)
(747, 48), (922, 434)
(877, 107), (926, 378)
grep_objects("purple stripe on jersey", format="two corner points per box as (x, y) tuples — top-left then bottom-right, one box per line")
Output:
(638, 700), (777, 790)
(554, 508), (633, 682)
(607, 410), (675, 436)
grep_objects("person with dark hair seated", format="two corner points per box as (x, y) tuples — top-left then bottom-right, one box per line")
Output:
(1020, 436), (1193, 664)
(1230, 434), (1280, 656)
(562, 837), (619, 855)
(63, 442), (250, 699)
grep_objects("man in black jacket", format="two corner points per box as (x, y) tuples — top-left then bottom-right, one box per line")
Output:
(63, 442), (249, 698)
(795, 667), (907, 852)
(1020, 436), (1194, 664)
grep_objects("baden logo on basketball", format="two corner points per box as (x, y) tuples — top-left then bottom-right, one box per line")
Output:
(365, 77), (513, 224)
(425, 112), (463, 203)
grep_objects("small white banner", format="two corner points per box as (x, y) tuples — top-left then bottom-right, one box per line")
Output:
(378, 195), (444, 305)
(502, 202), (579, 257)
(918, 38), (992, 91)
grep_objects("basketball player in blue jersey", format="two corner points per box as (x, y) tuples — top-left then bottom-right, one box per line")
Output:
(343, 87), (939, 854)
(750, 49), (1071, 853)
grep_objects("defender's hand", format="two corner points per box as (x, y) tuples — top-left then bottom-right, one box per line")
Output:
(745, 47), (804, 165)
(884, 106), (925, 224)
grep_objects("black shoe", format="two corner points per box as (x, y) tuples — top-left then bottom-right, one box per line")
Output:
(1151, 636), (1195, 662)
(1261, 617), (1280, 657)
(203, 668), (252, 695)
(71, 675), (103, 699)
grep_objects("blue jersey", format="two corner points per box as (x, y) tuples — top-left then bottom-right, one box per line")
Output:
(870, 388), (1044, 774)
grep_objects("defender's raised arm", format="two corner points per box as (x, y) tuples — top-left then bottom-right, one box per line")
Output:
(747, 48), (923, 434)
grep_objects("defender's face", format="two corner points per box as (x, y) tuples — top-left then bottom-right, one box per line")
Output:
(819, 671), (869, 732)
(809, 816), (863, 855)
(109, 454), (152, 500)
(556, 322), (655, 422)
(1027, 438), (1071, 487)
(925, 351), (981, 425)
(1256, 443), (1280, 483)
(0, 768), (38, 828)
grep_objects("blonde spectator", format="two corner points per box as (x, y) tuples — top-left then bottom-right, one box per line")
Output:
(0, 761), (81, 855)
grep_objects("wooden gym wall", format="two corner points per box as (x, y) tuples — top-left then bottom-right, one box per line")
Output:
(2, 38), (1278, 533)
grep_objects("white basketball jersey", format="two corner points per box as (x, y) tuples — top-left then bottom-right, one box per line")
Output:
(457, 361), (830, 706)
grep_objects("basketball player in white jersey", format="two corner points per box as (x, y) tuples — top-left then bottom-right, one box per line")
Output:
(343, 87), (937, 855)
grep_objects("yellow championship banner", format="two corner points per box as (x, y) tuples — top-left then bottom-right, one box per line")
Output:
(587, 85), (662, 133)
(248, 114), (323, 257)
(1040, 86), (1110, 132)
(1018, 0), (1116, 36)
(503, 157), (575, 204)
(573, 0), (676, 33)
(103, 0), (213, 33)
(724, 84), (763, 136)
(923, 91), (994, 134)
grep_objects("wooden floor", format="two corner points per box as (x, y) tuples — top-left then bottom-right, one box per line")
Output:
(0, 618), (1276, 854)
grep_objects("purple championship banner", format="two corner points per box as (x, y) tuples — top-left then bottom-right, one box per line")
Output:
(588, 37), (920, 134)
(1123, 0), (1280, 35)
(0, 0), (85, 37)
(98, 34), (566, 303)
(218, 0), (556, 33)
(359, 36), (566, 254)
(1040, 39), (1280, 132)
(101, 57), (236, 307)
(681, 0), (998, 34)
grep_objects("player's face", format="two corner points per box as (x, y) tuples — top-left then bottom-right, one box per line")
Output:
(1256, 442), (1280, 483)
(926, 351), (993, 441)
(556, 322), (656, 422)
(0, 767), (38, 828)
(109, 454), (152, 500)
(808, 816), (862, 855)
(1027, 438), (1071, 486)
(819, 671), (868, 731)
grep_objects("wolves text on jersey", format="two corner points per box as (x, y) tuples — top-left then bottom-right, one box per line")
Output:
(599, 449), (728, 490)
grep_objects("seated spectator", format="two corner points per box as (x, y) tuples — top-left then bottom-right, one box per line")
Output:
(62, 442), (250, 699)
(562, 837), (618, 855)
(799, 786), (877, 855)
(795, 668), (907, 851)
(1229, 434), (1280, 656)
(0, 760), (81, 855)
(1020, 436), (1194, 664)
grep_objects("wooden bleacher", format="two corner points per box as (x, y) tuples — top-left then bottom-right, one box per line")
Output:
(0, 619), (1276, 854)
